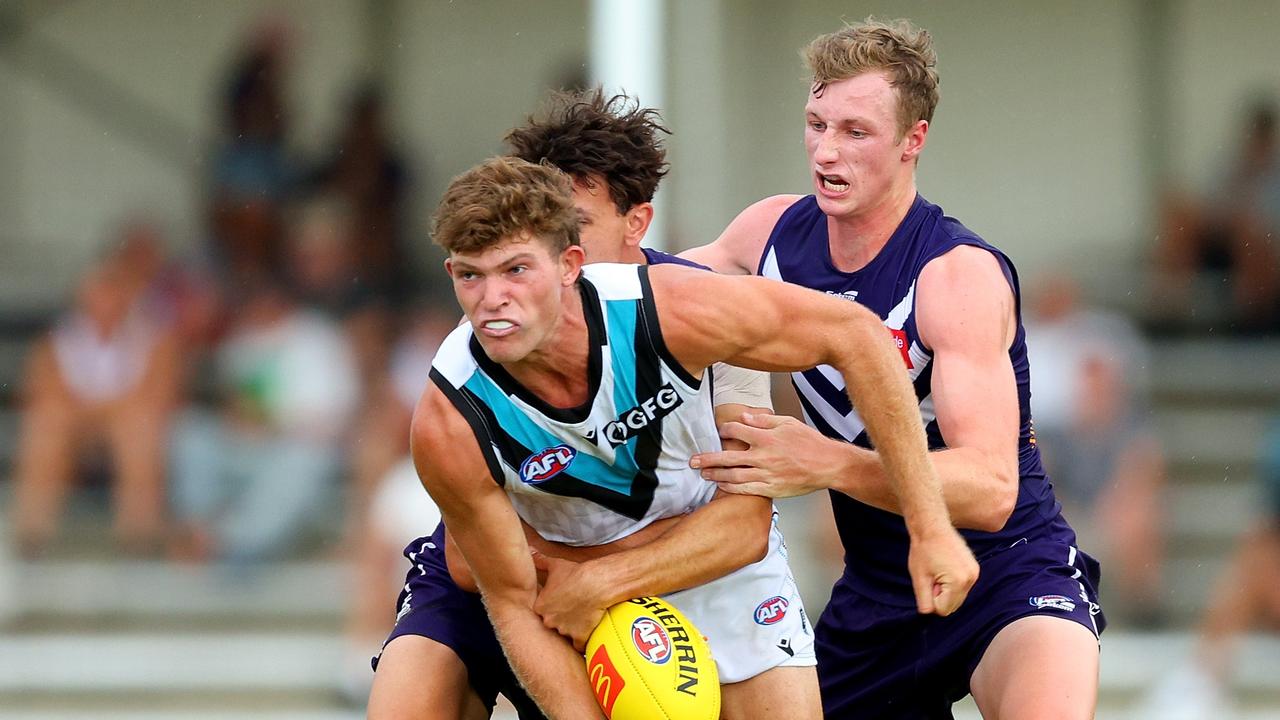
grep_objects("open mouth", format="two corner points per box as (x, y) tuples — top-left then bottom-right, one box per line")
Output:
(479, 319), (518, 337)
(817, 173), (850, 195)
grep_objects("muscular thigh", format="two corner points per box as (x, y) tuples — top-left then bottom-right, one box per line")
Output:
(969, 615), (1098, 720)
(368, 634), (490, 720)
(721, 666), (820, 720)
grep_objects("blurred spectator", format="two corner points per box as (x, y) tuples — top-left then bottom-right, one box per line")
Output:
(283, 196), (393, 389)
(1152, 98), (1280, 333)
(309, 86), (413, 304)
(1027, 273), (1168, 624)
(9, 221), (181, 557)
(340, 305), (451, 551)
(168, 279), (358, 565)
(1139, 421), (1280, 719)
(207, 25), (296, 283)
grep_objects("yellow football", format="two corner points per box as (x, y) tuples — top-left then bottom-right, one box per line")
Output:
(584, 596), (720, 720)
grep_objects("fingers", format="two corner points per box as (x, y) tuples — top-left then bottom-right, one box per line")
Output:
(696, 464), (764, 485)
(912, 568), (937, 616)
(689, 449), (755, 470)
(721, 417), (778, 445)
(530, 548), (549, 570)
(714, 480), (781, 498)
(739, 412), (791, 429)
(932, 580), (963, 617)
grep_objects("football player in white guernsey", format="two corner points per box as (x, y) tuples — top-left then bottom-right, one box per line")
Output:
(414, 156), (976, 719)
(370, 89), (780, 720)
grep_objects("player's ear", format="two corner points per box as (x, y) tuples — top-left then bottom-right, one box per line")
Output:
(901, 119), (928, 162)
(623, 203), (654, 248)
(560, 243), (586, 285)
(443, 257), (455, 277)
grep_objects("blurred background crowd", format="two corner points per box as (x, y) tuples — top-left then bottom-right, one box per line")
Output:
(0, 2), (1278, 719)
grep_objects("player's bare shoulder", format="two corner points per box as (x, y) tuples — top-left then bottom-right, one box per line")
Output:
(409, 381), (491, 506)
(682, 194), (803, 274)
(916, 244), (1015, 351)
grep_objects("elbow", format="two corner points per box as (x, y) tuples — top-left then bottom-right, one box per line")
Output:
(739, 507), (772, 565)
(744, 529), (769, 565)
(975, 472), (1018, 533)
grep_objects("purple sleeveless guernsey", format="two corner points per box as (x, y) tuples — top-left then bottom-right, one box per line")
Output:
(760, 194), (1076, 607)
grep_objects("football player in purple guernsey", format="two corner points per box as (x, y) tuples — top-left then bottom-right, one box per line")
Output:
(685, 18), (1105, 720)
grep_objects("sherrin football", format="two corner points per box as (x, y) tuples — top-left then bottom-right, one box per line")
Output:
(584, 596), (720, 720)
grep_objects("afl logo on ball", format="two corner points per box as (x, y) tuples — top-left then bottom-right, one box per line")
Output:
(519, 445), (576, 485)
(630, 617), (672, 664)
(754, 596), (789, 625)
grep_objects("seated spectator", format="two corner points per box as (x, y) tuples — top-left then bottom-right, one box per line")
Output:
(1139, 420), (1280, 719)
(1152, 98), (1280, 333)
(168, 278), (358, 565)
(1027, 273), (1168, 624)
(283, 196), (392, 390)
(9, 222), (180, 557)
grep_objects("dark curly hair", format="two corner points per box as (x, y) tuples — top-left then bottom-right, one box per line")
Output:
(505, 88), (670, 214)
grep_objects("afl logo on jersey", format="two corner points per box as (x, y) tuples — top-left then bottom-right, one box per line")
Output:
(630, 617), (672, 664)
(754, 596), (789, 625)
(519, 445), (576, 485)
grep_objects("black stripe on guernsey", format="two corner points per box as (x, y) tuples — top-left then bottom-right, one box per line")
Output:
(626, 296), (667, 513)
(461, 391), (656, 520)
(636, 265), (701, 389)
(794, 386), (850, 443)
(801, 367), (854, 417)
(469, 280), (606, 425)
(428, 368), (507, 487)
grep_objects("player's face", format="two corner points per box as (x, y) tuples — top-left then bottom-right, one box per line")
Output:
(571, 174), (649, 263)
(804, 72), (923, 219)
(446, 236), (584, 363)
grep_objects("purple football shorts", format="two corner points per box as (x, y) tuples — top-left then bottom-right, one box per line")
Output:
(816, 536), (1104, 719)
(375, 524), (544, 719)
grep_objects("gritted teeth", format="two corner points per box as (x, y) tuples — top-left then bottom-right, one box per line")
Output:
(821, 175), (850, 191)
(484, 320), (514, 330)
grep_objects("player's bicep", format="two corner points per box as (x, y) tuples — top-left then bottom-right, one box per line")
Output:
(916, 247), (1019, 467)
(657, 267), (885, 377)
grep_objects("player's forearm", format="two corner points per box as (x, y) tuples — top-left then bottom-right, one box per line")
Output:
(582, 493), (772, 605)
(486, 598), (607, 719)
(834, 445), (1016, 532)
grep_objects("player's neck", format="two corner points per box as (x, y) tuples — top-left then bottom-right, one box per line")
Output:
(620, 246), (648, 264)
(826, 180), (918, 273)
(504, 285), (592, 407)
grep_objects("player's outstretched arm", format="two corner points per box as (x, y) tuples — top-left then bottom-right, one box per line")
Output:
(410, 384), (605, 720)
(652, 264), (978, 615)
